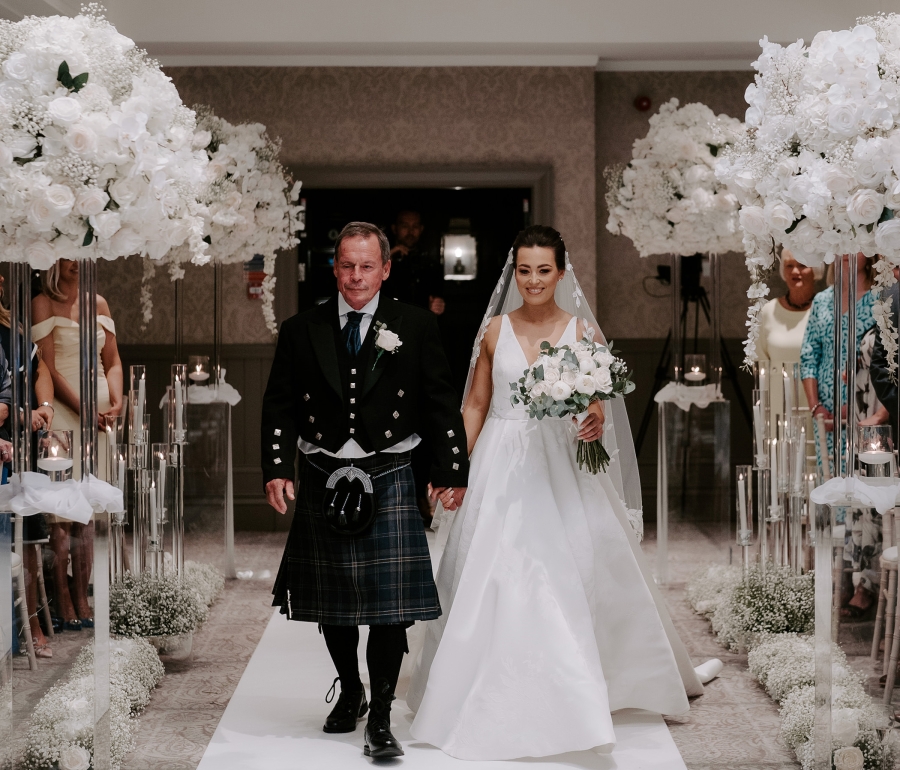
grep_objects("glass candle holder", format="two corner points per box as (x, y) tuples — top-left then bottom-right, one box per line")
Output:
(857, 425), (895, 477)
(736, 465), (754, 547)
(790, 416), (806, 495)
(684, 354), (707, 383)
(152, 443), (169, 526)
(188, 355), (210, 385)
(36, 429), (74, 481)
(129, 365), (148, 445)
(170, 365), (188, 444)
(752, 388), (769, 469)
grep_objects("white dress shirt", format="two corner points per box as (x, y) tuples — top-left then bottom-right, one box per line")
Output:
(298, 292), (420, 459)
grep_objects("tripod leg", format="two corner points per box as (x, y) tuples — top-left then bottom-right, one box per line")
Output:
(635, 331), (672, 456)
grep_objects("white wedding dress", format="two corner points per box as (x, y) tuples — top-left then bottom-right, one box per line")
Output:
(407, 314), (701, 761)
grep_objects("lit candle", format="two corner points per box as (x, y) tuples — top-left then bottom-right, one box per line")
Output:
(759, 363), (768, 392)
(738, 472), (749, 539)
(770, 437), (778, 512)
(149, 481), (158, 542)
(117, 455), (125, 492)
(684, 367), (706, 382)
(157, 455), (166, 519)
(37, 456), (74, 472)
(188, 365), (209, 382)
(753, 401), (765, 464)
(783, 368), (793, 417)
(134, 375), (145, 441)
(859, 444), (892, 465)
(174, 376), (184, 435)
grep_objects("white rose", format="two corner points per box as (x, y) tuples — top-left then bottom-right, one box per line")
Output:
(48, 96), (83, 125)
(7, 132), (37, 159)
(65, 124), (97, 155)
(847, 188), (884, 226)
(24, 240), (57, 269)
(593, 348), (615, 367)
(828, 103), (861, 137)
(575, 374), (597, 395)
(108, 177), (142, 207)
(831, 708), (859, 747)
(109, 227), (145, 257)
(26, 198), (56, 231)
(542, 367), (560, 385)
(2, 52), (31, 81)
(58, 744), (91, 770)
(530, 381), (550, 399)
(876, 219), (900, 256)
(833, 746), (864, 770)
(45, 185), (75, 218)
(886, 180), (900, 211)
(561, 369), (578, 387)
(89, 211), (122, 241)
(549, 380), (573, 401)
(822, 167), (855, 195)
(224, 190), (243, 209)
(593, 367), (613, 394)
(579, 356), (597, 374)
(764, 201), (795, 231)
(0, 143), (11, 166)
(74, 188), (109, 217)
(739, 206), (768, 237)
(192, 129), (212, 150)
(375, 327), (401, 352)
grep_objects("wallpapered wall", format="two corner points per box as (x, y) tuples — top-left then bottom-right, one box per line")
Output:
(101, 66), (596, 345)
(595, 70), (759, 340)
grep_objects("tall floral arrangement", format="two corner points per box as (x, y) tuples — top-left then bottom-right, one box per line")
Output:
(0, 5), (209, 269)
(605, 98), (744, 257)
(716, 14), (900, 370)
(166, 107), (304, 336)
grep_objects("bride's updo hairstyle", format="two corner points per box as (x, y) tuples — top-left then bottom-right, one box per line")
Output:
(511, 225), (567, 270)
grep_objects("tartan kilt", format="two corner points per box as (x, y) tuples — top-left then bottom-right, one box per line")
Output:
(272, 451), (441, 626)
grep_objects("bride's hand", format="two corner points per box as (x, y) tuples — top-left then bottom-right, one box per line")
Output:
(576, 401), (605, 443)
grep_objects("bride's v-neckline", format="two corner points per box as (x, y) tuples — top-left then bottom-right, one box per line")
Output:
(505, 314), (576, 368)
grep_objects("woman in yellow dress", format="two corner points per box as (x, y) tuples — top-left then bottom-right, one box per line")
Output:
(32, 259), (123, 629)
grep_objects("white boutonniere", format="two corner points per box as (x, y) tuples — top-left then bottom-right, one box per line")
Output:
(373, 322), (402, 369)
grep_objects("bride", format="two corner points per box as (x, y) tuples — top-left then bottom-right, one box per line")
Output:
(406, 225), (703, 760)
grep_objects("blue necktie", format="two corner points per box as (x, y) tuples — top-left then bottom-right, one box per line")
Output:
(343, 312), (363, 357)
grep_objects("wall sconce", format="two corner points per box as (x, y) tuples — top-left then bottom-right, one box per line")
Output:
(442, 234), (477, 281)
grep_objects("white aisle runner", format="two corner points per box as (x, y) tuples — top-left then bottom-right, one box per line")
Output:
(197, 610), (688, 770)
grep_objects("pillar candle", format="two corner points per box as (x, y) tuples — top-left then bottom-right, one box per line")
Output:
(754, 402), (765, 462)
(770, 438), (778, 509)
(783, 368), (793, 417)
(174, 377), (184, 436)
(738, 473), (749, 535)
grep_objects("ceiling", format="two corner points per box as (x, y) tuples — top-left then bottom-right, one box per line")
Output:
(10, 0), (892, 70)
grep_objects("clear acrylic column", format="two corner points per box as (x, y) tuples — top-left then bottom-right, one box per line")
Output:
(129, 365), (149, 576)
(168, 365), (188, 578)
(735, 465), (754, 573)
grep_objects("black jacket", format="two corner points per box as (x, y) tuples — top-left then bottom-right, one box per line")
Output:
(261, 295), (469, 488)
(872, 282), (900, 434)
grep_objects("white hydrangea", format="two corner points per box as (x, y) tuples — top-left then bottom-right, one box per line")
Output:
(605, 98), (745, 257)
(717, 13), (900, 370)
(0, 5), (209, 268)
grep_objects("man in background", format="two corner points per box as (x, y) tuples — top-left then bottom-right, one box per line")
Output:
(384, 210), (445, 316)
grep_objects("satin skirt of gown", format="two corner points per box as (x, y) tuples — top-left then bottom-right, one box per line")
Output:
(407, 314), (701, 761)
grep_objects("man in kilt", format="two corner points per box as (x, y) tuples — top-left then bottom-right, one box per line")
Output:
(262, 221), (468, 758)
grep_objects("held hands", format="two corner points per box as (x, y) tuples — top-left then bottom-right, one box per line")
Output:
(32, 405), (54, 431)
(429, 483), (467, 512)
(265, 478), (295, 514)
(575, 401), (605, 443)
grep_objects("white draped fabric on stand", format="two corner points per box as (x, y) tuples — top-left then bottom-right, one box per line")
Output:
(406, 314), (702, 761)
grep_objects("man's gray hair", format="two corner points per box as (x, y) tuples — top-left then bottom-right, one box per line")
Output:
(334, 222), (391, 265)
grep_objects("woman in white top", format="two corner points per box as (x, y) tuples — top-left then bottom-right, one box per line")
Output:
(757, 249), (819, 415)
(32, 259), (123, 629)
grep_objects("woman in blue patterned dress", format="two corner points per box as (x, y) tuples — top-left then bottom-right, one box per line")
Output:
(800, 253), (877, 475)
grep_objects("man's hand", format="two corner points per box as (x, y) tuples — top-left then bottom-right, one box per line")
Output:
(428, 296), (446, 315)
(0, 438), (11, 464)
(430, 485), (467, 511)
(390, 244), (409, 259)
(266, 478), (295, 514)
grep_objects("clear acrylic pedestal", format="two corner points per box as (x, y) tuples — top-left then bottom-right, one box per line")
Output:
(184, 402), (236, 579)
(656, 398), (731, 584)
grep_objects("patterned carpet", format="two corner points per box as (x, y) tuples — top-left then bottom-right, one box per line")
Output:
(115, 523), (801, 770)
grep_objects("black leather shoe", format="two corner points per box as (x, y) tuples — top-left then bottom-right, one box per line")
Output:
(323, 677), (368, 734)
(364, 678), (404, 758)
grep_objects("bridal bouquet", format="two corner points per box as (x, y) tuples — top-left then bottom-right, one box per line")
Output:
(605, 98), (744, 257)
(510, 336), (634, 473)
(165, 107), (304, 336)
(715, 13), (900, 370)
(0, 5), (209, 268)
